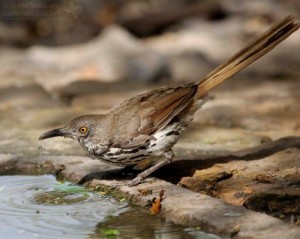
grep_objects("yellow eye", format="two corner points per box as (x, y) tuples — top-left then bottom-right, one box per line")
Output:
(79, 127), (87, 134)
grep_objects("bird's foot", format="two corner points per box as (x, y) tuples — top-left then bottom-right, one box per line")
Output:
(127, 175), (143, 187)
(127, 154), (174, 186)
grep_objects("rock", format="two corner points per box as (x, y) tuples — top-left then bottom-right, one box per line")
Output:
(0, 23), (30, 46)
(128, 50), (169, 83)
(175, 124), (271, 158)
(168, 51), (212, 83)
(179, 148), (300, 220)
(84, 179), (300, 239)
(0, 85), (62, 110)
(25, 25), (143, 93)
(193, 79), (300, 140)
(222, 0), (296, 17)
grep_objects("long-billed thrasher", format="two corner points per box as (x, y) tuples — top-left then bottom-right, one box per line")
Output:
(40, 16), (299, 186)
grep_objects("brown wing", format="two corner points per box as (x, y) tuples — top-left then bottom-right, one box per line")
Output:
(109, 83), (197, 147)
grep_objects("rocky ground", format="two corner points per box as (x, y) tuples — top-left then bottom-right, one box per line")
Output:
(0, 4), (300, 239)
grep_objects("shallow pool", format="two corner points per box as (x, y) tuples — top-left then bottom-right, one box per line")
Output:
(0, 175), (220, 239)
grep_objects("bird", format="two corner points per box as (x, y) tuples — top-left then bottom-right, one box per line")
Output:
(39, 16), (299, 186)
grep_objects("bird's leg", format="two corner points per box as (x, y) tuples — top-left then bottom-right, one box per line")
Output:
(128, 150), (174, 186)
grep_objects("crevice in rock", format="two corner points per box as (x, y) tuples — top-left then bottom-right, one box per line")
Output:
(153, 136), (300, 183)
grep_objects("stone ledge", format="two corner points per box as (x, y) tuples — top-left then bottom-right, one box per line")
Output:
(1, 150), (299, 239)
(86, 179), (300, 239)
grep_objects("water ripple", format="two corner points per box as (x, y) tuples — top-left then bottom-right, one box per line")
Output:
(0, 175), (220, 239)
(0, 175), (128, 239)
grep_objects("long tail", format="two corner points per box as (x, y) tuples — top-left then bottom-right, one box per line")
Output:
(196, 16), (299, 98)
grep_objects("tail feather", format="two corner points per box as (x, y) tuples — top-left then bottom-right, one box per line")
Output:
(196, 16), (299, 98)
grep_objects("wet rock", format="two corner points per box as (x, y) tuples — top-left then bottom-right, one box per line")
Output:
(85, 179), (300, 239)
(3, 148), (299, 238)
(244, 193), (300, 220)
(0, 153), (118, 181)
(179, 148), (300, 220)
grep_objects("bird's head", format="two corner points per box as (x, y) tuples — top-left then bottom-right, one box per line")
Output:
(39, 115), (102, 141)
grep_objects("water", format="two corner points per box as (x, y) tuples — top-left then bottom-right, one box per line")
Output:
(0, 175), (220, 239)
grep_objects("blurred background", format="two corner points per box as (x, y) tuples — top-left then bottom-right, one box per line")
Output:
(1, 0), (300, 153)
(1, 0), (299, 95)
(1, 0), (300, 148)
(0, 0), (300, 229)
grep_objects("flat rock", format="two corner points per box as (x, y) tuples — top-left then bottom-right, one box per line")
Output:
(180, 148), (300, 212)
(1, 153), (299, 239)
(85, 179), (300, 239)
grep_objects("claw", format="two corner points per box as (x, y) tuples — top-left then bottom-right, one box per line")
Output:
(127, 175), (142, 187)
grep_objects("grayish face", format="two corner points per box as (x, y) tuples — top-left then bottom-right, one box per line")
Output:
(39, 115), (99, 141)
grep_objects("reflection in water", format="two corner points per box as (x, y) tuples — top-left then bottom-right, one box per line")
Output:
(0, 175), (220, 239)
(92, 209), (220, 239)
(0, 175), (126, 239)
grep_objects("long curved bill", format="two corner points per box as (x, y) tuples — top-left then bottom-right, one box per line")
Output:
(39, 127), (67, 140)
